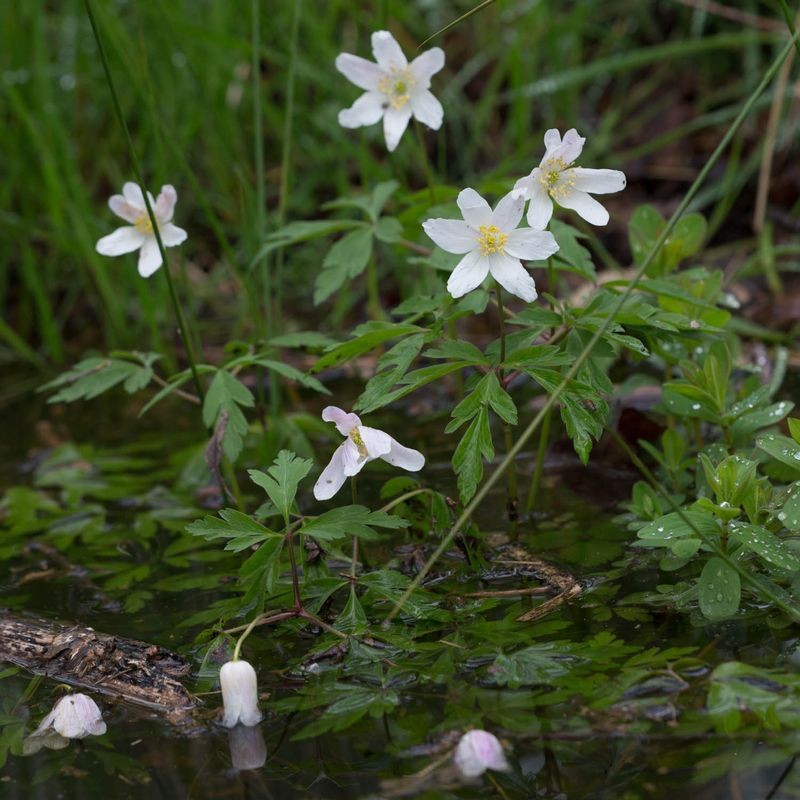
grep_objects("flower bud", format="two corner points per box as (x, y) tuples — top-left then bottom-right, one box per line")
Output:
(220, 659), (262, 728)
(30, 693), (106, 745)
(454, 729), (510, 778)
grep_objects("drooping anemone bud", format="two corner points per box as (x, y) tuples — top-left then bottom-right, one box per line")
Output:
(35, 693), (106, 740)
(220, 659), (262, 728)
(453, 729), (510, 778)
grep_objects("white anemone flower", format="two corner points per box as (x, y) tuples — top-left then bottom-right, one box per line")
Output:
(454, 729), (510, 778)
(34, 693), (107, 740)
(513, 128), (626, 228)
(96, 182), (188, 278)
(422, 188), (559, 302)
(336, 30), (444, 152)
(220, 659), (262, 728)
(313, 406), (425, 501)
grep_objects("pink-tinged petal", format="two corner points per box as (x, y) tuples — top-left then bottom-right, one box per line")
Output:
(568, 167), (626, 195)
(108, 194), (139, 223)
(447, 250), (489, 299)
(137, 237), (163, 278)
(41, 694), (106, 739)
(454, 730), (510, 778)
(159, 222), (187, 247)
(122, 181), (146, 209)
(341, 438), (366, 477)
(371, 30), (407, 70)
(383, 105), (411, 152)
(457, 188), (492, 228)
(410, 47), (445, 85)
(338, 91), (386, 128)
(491, 191), (524, 231)
(525, 184), (554, 230)
(381, 437), (424, 471)
(220, 660), (262, 728)
(422, 218), (476, 254)
(155, 185), (177, 222)
(335, 52), (384, 91)
(504, 227), (559, 262)
(322, 406), (361, 435)
(359, 426), (392, 458)
(511, 172), (536, 201)
(558, 188), (609, 225)
(313, 445), (349, 500)
(96, 226), (145, 257)
(410, 89), (443, 130)
(488, 252), (538, 302)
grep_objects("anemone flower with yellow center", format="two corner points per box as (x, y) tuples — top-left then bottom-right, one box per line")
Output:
(95, 182), (188, 278)
(336, 30), (444, 152)
(422, 188), (559, 302)
(513, 128), (626, 229)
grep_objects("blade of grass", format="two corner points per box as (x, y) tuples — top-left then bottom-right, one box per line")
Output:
(385, 26), (800, 624)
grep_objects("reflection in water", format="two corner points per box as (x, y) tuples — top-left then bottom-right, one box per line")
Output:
(228, 724), (267, 771)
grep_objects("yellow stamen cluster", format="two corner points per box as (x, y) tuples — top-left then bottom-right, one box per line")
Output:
(538, 157), (575, 200)
(378, 68), (415, 110)
(349, 427), (369, 460)
(477, 224), (507, 257)
(134, 213), (155, 235)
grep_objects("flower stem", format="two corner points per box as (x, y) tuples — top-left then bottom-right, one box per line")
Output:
(413, 120), (437, 204)
(496, 284), (518, 523)
(526, 406), (551, 513)
(83, 0), (204, 403)
(284, 525), (303, 610)
(350, 477), (359, 582)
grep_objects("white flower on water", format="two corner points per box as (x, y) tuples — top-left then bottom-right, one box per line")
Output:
(423, 188), (559, 302)
(313, 406), (425, 501)
(513, 128), (626, 228)
(336, 30), (444, 152)
(34, 693), (106, 740)
(96, 182), (188, 277)
(454, 729), (510, 778)
(220, 659), (262, 728)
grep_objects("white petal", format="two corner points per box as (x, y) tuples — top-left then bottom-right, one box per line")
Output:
(341, 438), (367, 476)
(447, 249), (489, 299)
(159, 222), (187, 247)
(504, 228), (560, 262)
(542, 128), (562, 156)
(383, 105), (411, 152)
(137, 237), (163, 277)
(410, 89), (443, 130)
(511, 172), (536, 201)
(544, 127), (585, 166)
(155, 185), (177, 222)
(454, 730), (510, 778)
(220, 660), (262, 728)
(488, 252), (537, 302)
(371, 30), (407, 70)
(96, 226), (145, 257)
(568, 167), (626, 195)
(122, 181), (146, 209)
(457, 188), (492, 228)
(322, 406), (361, 435)
(491, 191), (524, 231)
(359, 426), (392, 458)
(525, 184), (554, 230)
(410, 47), (445, 85)
(422, 218), (476, 254)
(335, 53), (384, 91)
(108, 194), (139, 223)
(48, 694), (106, 739)
(313, 445), (349, 500)
(381, 437), (425, 471)
(558, 188), (610, 225)
(338, 91), (386, 128)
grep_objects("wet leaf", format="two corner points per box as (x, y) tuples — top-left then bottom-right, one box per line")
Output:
(698, 557), (740, 621)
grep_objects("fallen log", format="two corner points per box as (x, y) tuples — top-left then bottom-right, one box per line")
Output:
(0, 612), (199, 719)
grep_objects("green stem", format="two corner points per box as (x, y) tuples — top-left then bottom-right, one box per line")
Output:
(84, 0), (204, 403)
(413, 119), (437, 203)
(366, 256), (383, 319)
(526, 406), (551, 513)
(350, 476), (359, 582)
(496, 284), (518, 523)
(777, 0), (800, 57)
(384, 29), (800, 625)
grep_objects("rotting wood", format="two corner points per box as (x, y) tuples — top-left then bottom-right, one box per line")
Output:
(0, 612), (199, 719)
